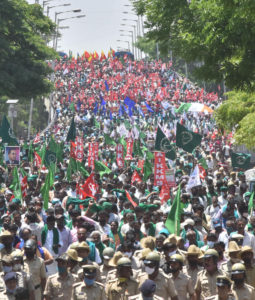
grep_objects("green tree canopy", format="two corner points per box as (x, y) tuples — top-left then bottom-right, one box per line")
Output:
(0, 0), (57, 99)
(133, 0), (255, 91)
(215, 91), (255, 149)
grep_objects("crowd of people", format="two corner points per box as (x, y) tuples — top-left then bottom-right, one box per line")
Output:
(0, 51), (254, 300)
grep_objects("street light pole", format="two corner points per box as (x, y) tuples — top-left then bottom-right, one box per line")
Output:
(117, 40), (130, 51)
(120, 31), (135, 58)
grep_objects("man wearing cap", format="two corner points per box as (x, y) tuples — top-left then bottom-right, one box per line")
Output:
(43, 254), (78, 300)
(72, 264), (106, 300)
(0, 272), (18, 300)
(240, 246), (255, 288)
(195, 249), (226, 300)
(0, 231), (15, 262)
(23, 239), (46, 300)
(220, 241), (241, 277)
(106, 257), (139, 300)
(137, 252), (178, 300)
(66, 249), (82, 276)
(169, 254), (195, 300)
(128, 279), (164, 300)
(231, 263), (255, 299)
(99, 247), (115, 284)
(183, 245), (203, 287)
(205, 276), (236, 300)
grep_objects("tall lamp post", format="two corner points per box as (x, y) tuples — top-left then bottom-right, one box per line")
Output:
(117, 40), (130, 51)
(120, 30), (135, 58)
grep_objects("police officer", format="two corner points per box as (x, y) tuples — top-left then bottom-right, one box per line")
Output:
(105, 257), (139, 300)
(0, 272), (19, 300)
(205, 276), (236, 300)
(72, 264), (106, 300)
(231, 263), (255, 299)
(44, 253), (78, 300)
(66, 249), (82, 276)
(11, 250), (35, 300)
(169, 254), (195, 300)
(23, 239), (46, 300)
(240, 246), (255, 288)
(220, 242), (241, 277)
(137, 252), (178, 300)
(99, 247), (115, 284)
(128, 279), (164, 300)
(195, 249), (226, 300)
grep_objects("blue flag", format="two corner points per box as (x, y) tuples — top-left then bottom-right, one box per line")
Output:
(77, 99), (81, 111)
(119, 105), (123, 117)
(105, 80), (109, 92)
(100, 95), (106, 106)
(145, 102), (154, 112)
(93, 102), (98, 115)
(128, 105), (133, 117)
(124, 96), (135, 108)
(109, 110), (113, 120)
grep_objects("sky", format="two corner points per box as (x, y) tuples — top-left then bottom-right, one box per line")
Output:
(28, 0), (137, 55)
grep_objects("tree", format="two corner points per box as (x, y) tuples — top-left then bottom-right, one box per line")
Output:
(215, 91), (255, 149)
(0, 0), (57, 99)
(133, 0), (255, 91)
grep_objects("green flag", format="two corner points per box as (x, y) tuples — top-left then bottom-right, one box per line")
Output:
(0, 116), (18, 145)
(118, 137), (127, 156)
(124, 120), (131, 130)
(77, 161), (90, 178)
(231, 152), (251, 170)
(45, 150), (57, 167)
(10, 167), (22, 200)
(155, 126), (176, 160)
(175, 103), (191, 114)
(133, 140), (143, 158)
(39, 144), (46, 166)
(69, 102), (75, 112)
(41, 168), (54, 210)
(94, 160), (111, 177)
(104, 134), (116, 146)
(165, 185), (182, 235)
(66, 117), (76, 142)
(199, 157), (208, 170)
(248, 192), (254, 215)
(176, 123), (202, 153)
(143, 159), (153, 181)
(94, 118), (100, 129)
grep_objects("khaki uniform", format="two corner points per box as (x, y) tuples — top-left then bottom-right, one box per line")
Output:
(105, 278), (139, 300)
(128, 295), (164, 300)
(24, 256), (46, 300)
(0, 271), (35, 294)
(137, 269), (178, 299)
(195, 269), (226, 300)
(170, 271), (194, 300)
(106, 269), (141, 282)
(0, 249), (15, 272)
(44, 273), (79, 300)
(220, 260), (236, 277)
(70, 264), (82, 277)
(71, 281), (106, 300)
(99, 264), (114, 284)
(245, 264), (255, 288)
(183, 265), (203, 287)
(205, 295), (236, 300)
(232, 283), (255, 300)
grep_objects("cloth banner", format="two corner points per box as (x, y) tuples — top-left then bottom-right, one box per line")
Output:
(154, 152), (166, 187)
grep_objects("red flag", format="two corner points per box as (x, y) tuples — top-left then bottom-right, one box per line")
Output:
(159, 184), (170, 204)
(125, 140), (133, 160)
(154, 152), (166, 187)
(34, 152), (42, 167)
(75, 137), (84, 162)
(116, 144), (124, 168)
(125, 190), (138, 207)
(21, 176), (27, 199)
(88, 143), (98, 170)
(70, 142), (77, 159)
(82, 173), (98, 199)
(198, 165), (206, 180)
(33, 133), (40, 145)
(76, 183), (87, 200)
(131, 170), (142, 184)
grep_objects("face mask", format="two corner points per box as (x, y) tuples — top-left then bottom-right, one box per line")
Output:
(145, 266), (155, 275)
(168, 250), (176, 257)
(12, 264), (22, 271)
(3, 266), (12, 273)
(124, 251), (132, 258)
(226, 227), (234, 235)
(7, 288), (16, 294)
(58, 266), (67, 274)
(207, 241), (215, 248)
(84, 277), (95, 286)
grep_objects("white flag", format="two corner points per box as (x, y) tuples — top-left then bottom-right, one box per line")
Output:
(186, 165), (201, 191)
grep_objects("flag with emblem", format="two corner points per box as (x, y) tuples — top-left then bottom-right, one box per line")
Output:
(33, 133), (40, 145)
(155, 126), (176, 160)
(231, 152), (251, 170)
(66, 117), (76, 142)
(81, 173), (98, 199)
(0, 116), (18, 145)
(176, 123), (202, 153)
(44, 150), (57, 167)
